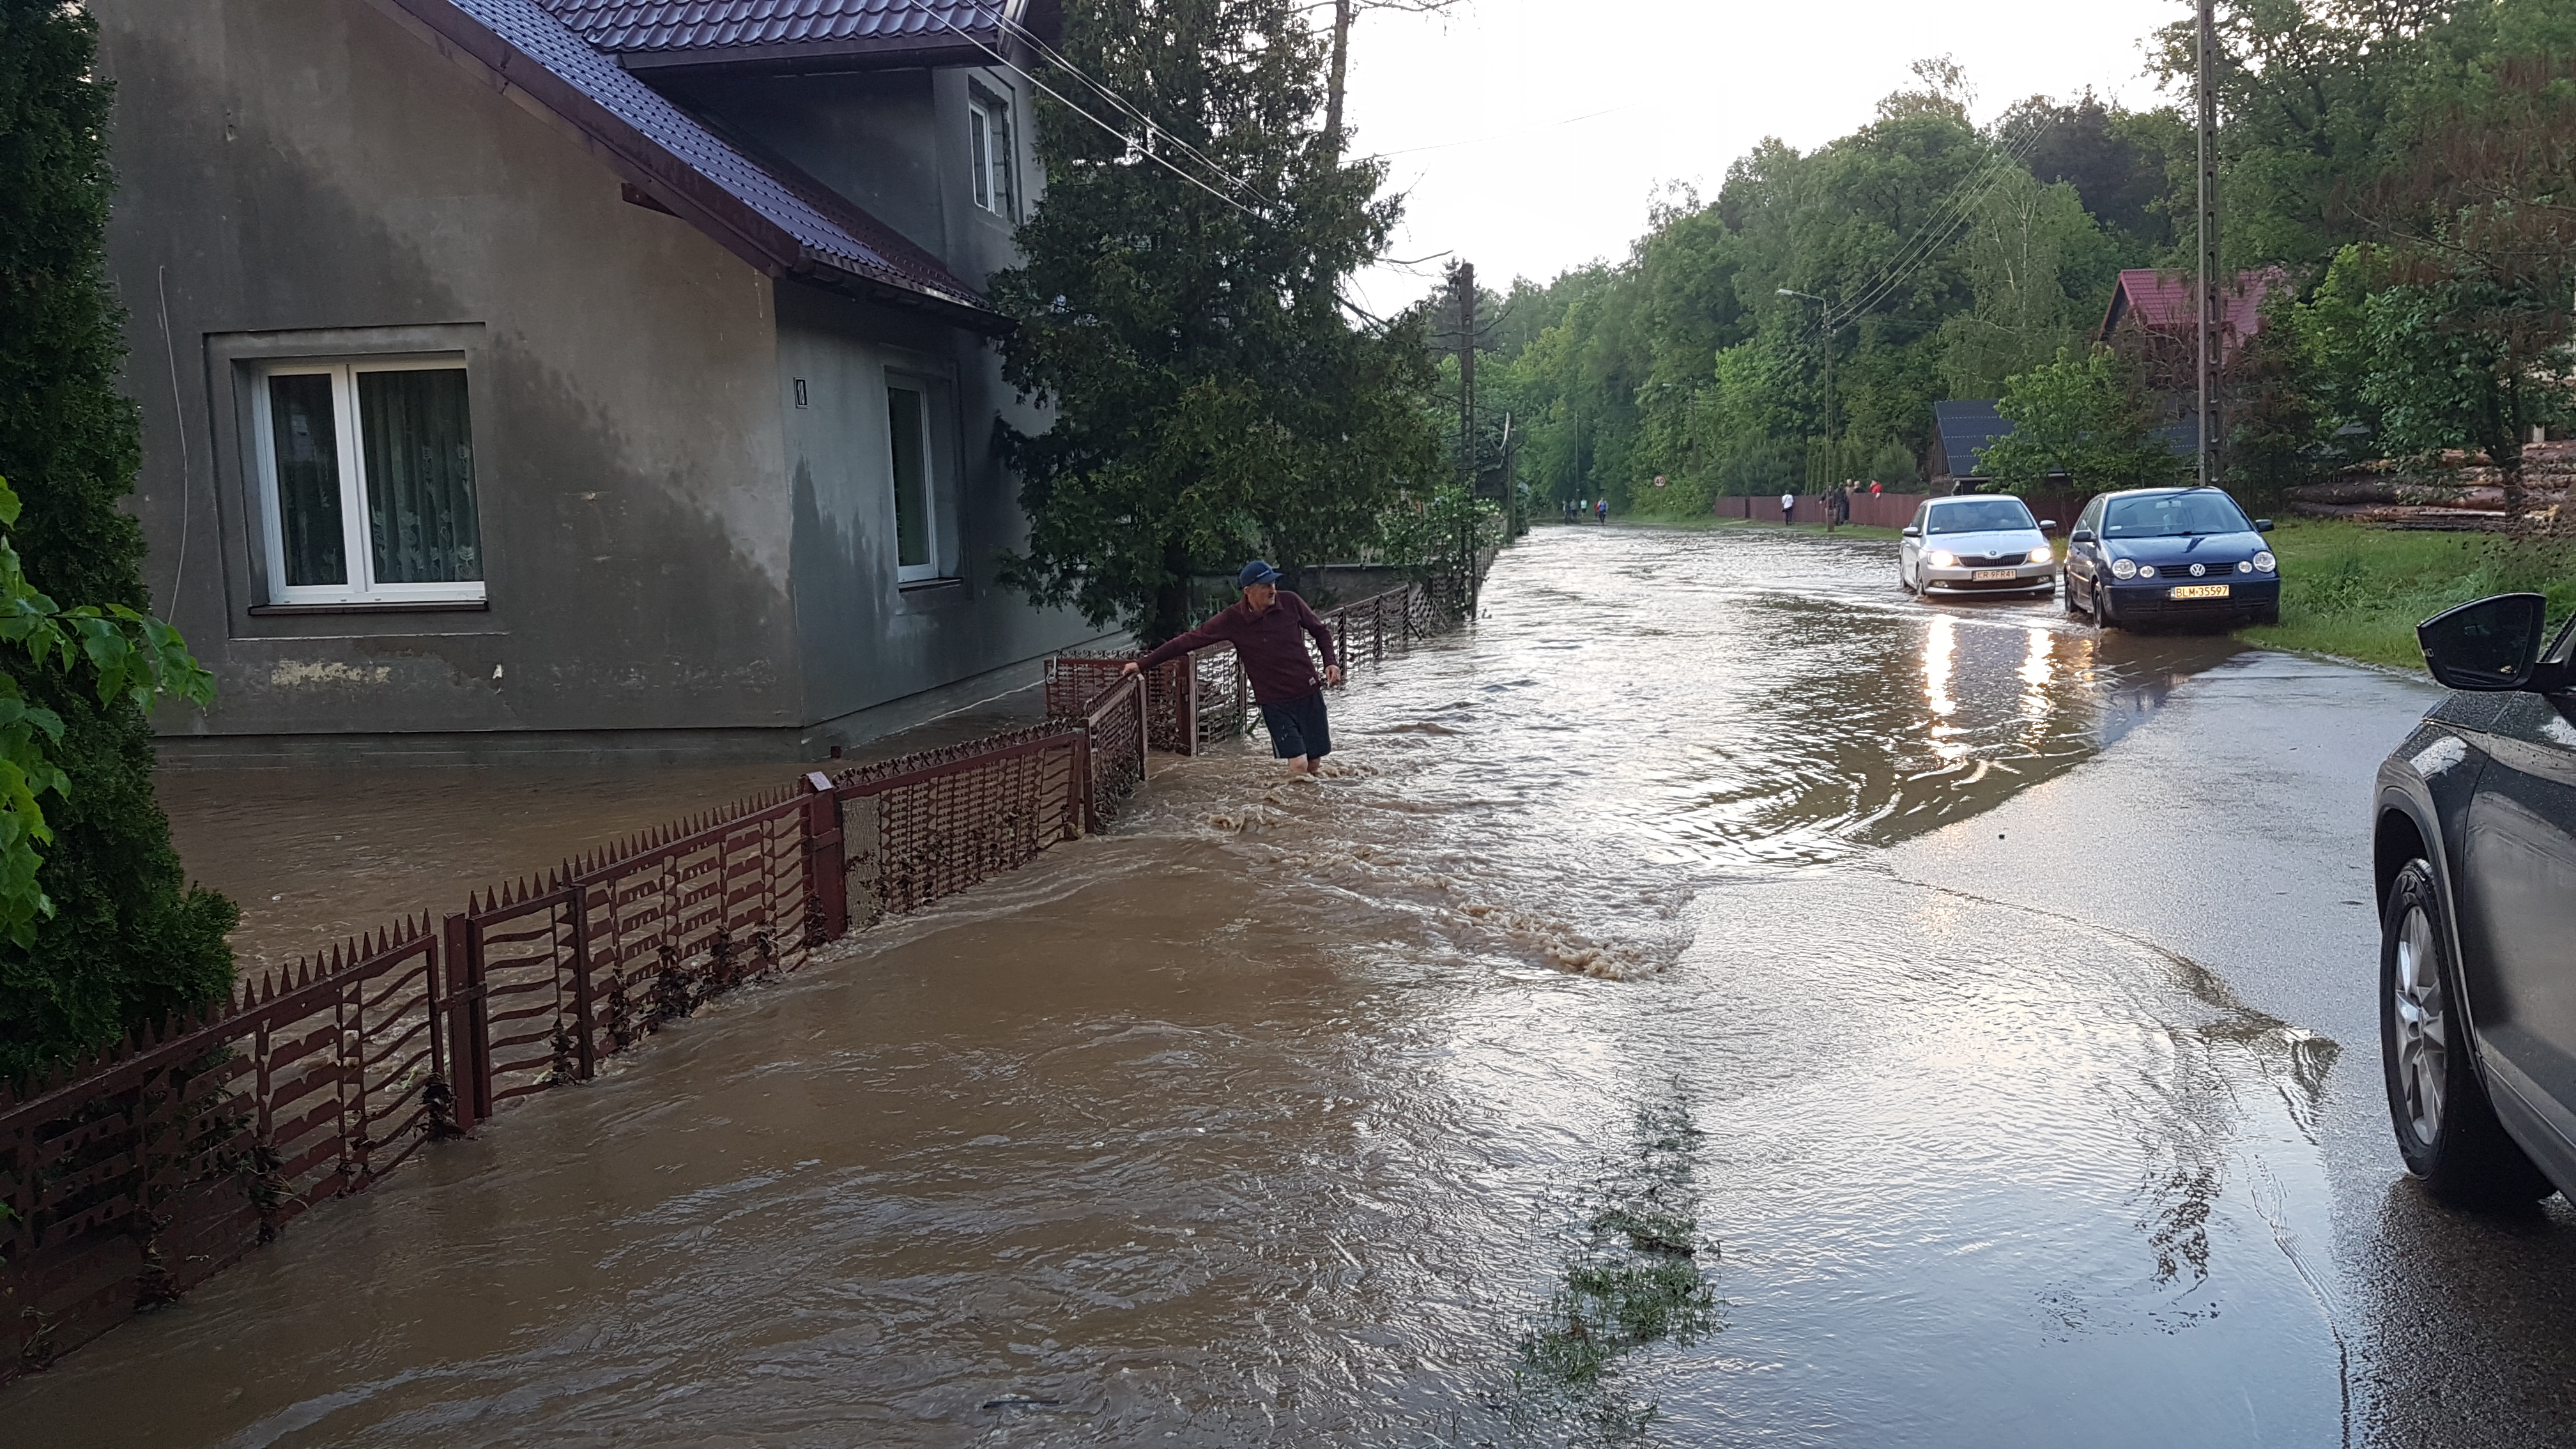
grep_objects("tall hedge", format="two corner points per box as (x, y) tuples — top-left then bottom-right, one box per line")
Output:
(0, 0), (234, 1078)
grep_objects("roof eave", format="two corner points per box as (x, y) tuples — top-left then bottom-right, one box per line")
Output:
(370, 0), (1007, 330)
(788, 250), (1015, 335)
(615, 31), (1004, 75)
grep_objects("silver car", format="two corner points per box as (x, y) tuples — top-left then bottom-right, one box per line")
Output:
(1899, 495), (2059, 599)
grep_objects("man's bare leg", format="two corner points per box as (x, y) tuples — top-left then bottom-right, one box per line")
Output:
(1289, 755), (1316, 775)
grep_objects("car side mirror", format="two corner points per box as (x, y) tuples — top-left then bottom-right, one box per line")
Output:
(2420, 593), (2549, 691)
(1899, 526), (1920, 538)
(2255, 519), (2274, 533)
(2036, 520), (2057, 531)
(2069, 528), (2095, 544)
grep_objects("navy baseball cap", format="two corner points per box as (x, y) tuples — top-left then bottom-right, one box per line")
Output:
(1237, 560), (1282, 588)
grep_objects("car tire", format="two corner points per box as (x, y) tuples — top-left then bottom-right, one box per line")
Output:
(2093, 583), (2116, 629)
(2254, 603), (2280, 627)
(2380, 859), (2556, 1207)
(2061, 578), (2082, 615)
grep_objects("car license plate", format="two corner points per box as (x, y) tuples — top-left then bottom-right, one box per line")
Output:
(2169, 583), (2232, 599)
(1972, 569), (2016, 581)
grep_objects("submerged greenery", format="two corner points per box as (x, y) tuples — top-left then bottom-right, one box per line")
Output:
(1511, 1098), (1720, 1443)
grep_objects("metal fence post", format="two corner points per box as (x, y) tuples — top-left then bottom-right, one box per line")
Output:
(1180, 655), (1200, 756)
(441, 912), (489, 1131)
(565, 882), (597, 1081)
(802, 771), (848, 939)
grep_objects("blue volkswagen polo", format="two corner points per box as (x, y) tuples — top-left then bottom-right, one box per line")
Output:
(2064, 487), (2281, 629)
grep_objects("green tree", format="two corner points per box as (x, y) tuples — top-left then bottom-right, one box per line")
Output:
(1977, 346), (2184, 494)
(990, 0), (1439, 643)
(0, 0), (234, 1078)
(1938, 169), (2116, 399)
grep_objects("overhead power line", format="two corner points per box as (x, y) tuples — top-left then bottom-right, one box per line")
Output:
(983, 5), (1285, 209)
(885, 0), (1269, 221)
(1825, 124), (2048, 330)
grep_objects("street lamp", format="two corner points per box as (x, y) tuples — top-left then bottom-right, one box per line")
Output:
(1777, 288), (1836, 490)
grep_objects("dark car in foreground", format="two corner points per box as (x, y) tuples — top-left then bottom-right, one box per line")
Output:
(2064, 487), (2280, 628)
(2375, 592), (2576, 1206)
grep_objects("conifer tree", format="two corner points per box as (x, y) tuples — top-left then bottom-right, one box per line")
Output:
(0, 0), (234, 1077)
(990, 0), (1440, 643)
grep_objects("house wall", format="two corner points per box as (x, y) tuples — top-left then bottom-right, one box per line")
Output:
(654, 63), (1040, 294)
(91, 1), (1097, 763)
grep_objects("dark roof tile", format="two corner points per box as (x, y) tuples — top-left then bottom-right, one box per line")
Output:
(392, 0), (1000, 326)
(536, 0), (1008, 54)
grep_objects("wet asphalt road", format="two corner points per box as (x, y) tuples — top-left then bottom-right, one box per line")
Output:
(1895, 630), (2576, 1445)
(12, 523), (2576, 1447)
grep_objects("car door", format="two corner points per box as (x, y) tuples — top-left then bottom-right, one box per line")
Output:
(1901, 502), (1926, 582)
(2458, 689), (2576, 1154)
(2067, 496), (2105, 601)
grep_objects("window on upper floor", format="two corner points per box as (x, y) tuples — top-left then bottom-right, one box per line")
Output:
(968, 86), (1016, 220)
(254, 359), (485, 604)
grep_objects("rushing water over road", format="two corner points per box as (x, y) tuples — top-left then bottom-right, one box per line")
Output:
(19, 525), (2425, 1445)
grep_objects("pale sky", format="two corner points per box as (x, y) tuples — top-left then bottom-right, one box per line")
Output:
(1338, 0), (2191, 314)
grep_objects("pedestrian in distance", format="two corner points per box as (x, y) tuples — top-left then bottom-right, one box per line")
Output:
(1596, 499), (1608, 525)
(1124, 562), (1344, 775)
(1781, 490), (1797, 526)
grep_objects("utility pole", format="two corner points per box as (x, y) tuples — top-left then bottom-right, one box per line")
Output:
(1455, 259), (1477, 488)
(1448, 259), (1479, 611)
(2196, 0), (2220, 489)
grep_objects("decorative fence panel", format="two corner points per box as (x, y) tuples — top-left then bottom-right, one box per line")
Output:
(1042, 583), (1443, 757)
(0, 576), (1462, 1384)
(0, 917), (450, 1375)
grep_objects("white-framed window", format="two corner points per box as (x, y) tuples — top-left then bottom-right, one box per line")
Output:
(887, 384), (939, 582)
(967, 86), (1016, 218)
(252, 358), (484, 604)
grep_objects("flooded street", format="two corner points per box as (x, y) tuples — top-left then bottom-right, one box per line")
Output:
(19, 525), (2576, 1446)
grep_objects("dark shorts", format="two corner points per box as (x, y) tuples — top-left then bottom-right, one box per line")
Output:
(1259, 688), (1331, 760)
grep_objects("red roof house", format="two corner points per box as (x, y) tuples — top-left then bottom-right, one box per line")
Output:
(2098, 268), (2293, 360)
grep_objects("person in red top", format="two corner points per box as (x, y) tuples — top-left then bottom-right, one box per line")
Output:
(1124, 561), (1344, 773)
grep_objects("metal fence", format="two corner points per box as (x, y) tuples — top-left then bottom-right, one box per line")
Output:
(1044, 581), (1447, 756)
(0, 674), (1164, 1383)
(1710, 491), (2094, 533)
(0, 578), (1452, 1382)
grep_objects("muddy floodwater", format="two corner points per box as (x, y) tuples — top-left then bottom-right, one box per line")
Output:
(19, 524), (2571, 1447)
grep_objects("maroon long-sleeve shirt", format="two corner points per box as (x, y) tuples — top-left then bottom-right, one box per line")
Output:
(1137, 591), (1340, 705)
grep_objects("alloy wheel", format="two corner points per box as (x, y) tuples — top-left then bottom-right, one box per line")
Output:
(2391, 902), (2448, 1146)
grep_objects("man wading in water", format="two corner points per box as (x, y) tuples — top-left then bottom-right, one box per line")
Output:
(1123, 561), (1344, 774)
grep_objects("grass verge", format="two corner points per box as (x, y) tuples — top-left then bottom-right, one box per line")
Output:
(2240, 519), (2576, 671)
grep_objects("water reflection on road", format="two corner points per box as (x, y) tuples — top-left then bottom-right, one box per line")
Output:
(20, 525), (2351, 1446)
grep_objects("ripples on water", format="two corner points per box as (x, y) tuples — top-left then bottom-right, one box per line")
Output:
(20, 526), (2345, 1448)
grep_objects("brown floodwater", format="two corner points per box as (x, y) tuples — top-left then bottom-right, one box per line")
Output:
(155, 705), (1046, 977)
(14, 526), (2356, 1446)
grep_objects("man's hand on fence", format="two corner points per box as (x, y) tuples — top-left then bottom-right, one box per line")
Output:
(1326, 665), (1344, 687)
(1119, 661), (1140, 678)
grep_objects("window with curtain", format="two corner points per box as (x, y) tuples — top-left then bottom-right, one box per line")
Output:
(256, 361), (484, 604)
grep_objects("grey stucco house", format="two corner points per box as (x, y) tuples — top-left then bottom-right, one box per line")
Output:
(96, 0), (1106, 764)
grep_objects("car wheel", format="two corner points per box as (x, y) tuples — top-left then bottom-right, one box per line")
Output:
(2060, 578), (2082, 615)
(2380, 859), (2554, 1207)
(2092, 583), (2116, 629)
(2254, 603), (2280, 627)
